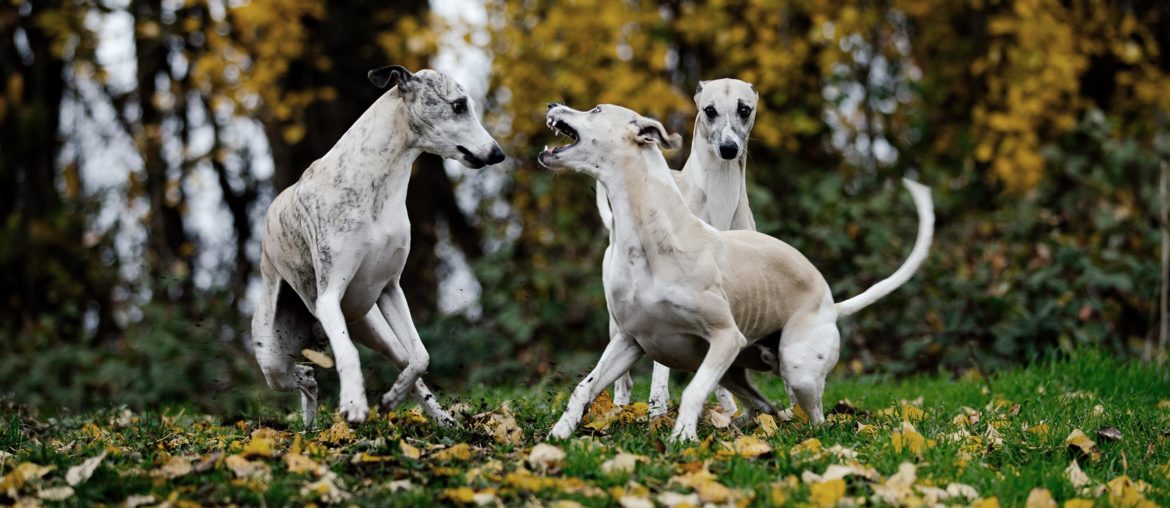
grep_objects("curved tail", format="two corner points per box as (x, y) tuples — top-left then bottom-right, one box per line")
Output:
(835, 178), (934, 317)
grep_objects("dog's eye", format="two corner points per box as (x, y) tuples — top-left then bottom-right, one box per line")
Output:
(591, 106), (601, 114)
(452, 98), (468, 115)
(738, 105), (752, 119)
(704, 106), (717, 119)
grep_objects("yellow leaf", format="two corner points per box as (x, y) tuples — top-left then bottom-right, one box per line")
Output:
(301, 349), (334, 368)
(224, 454), (271, 483)
(791, 438), (822, 456)
(892, 421), (928, 456)
(808, 478), (846, 508)
(433, 443), (472, 462)
(241, 436), (278, 459)
(725, 435), (772, 459)
(154, 456), (193, 479)
(1027, 423), (1050, 436)
(1064, 429), (1100, 460)
(901, 404), (926, 422)
(1025, 488), (1057, 508)
(472, 404), (525, 445)
(755, 414), (778, 437)
(1063, 500), (1094, 508)
(284, 453), (321, 475)
(318, 419), (355, 444)
(399, 440), (421, 460)
(1106, 475), (1157, 508)
(971, 497), (1002, 508)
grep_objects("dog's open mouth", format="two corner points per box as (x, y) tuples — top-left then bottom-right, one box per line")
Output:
(542, 117), (579, 156)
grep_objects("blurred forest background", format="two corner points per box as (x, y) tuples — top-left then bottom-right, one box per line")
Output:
(2, 0), (1168, 416)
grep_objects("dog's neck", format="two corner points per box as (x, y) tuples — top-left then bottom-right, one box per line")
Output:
(601, 145), (706, 267)
(313, 91), (421, 215)
(681, 120), (747, 230)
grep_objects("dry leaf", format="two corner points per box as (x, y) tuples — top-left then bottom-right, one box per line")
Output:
(472, 405), (524, 445)
(946, 483), (980, 500)
(432, 443), (472, 462)
(155, 456), (193, 479)
(301, 349), (334, 368)
(618, 495), (653, 508)
(526, 443), (565, 473)
(808, 478), (846, 508)
(122, 494), (156, 508)
(704, 408), (732, 429)
(242, 436), (278, 458)
(399, 440), (421, 460)
(1096, 427), (1122, 442)
(1025, 488), (1057, 508)
(755, 413), (779, 437)
(657, 491), (701, 507)
(971, 497), (1002, 508)
(801, 463), (879, 484)
(65, 452), (106, 486)
(893, 421), (929, 456)
(224, 454), (271, 483)
(37, 486), (74, 501)
(724, 435), (772, 459)
(601, 452), (647, 475)
(385, 479), (414, 492)
(1065, 429), (1100, 460)
(873, 462), (917, 504)
(301, 471), (350, 504)
(318, 419), (355, 444)
(285, 453), (322, 475)
(1063, 499), (1094, 508)
(1066, 459), (1091, 489)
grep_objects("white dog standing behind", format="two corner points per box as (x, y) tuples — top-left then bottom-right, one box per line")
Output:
(540, 103), (932, 442)
(252, 66), (505, 428)
(600, 79), (759, 417)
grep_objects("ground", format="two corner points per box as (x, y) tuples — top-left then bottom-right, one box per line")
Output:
(1, 351), (1168, 506)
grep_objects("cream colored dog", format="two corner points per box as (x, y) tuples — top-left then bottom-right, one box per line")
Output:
(600, 79), (760, 416)
(540, 103), (933, 442)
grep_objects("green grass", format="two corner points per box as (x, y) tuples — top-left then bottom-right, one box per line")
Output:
(1, 350), (1168, 506)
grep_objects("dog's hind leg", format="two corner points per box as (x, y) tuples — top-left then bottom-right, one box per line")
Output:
(376, 285), (432, 412)
(719, 367), (778, 424)
(549, 332), (643, 440)
(253, 274), (319, 428)
(350, 306), (456, 427)
(648, 362), (671, 416)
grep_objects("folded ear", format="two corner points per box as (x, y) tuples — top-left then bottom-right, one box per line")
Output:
(694, 80), (707, 103)
(629, 115), (683, 150)
(368, 65), (414, 91)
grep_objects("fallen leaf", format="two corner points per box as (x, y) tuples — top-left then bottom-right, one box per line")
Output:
(755, 414), (778, 437)
(526, 443), (565, 473)
(399, 440), (421, 460)
(1027, 422), (1050, 436)
(301, 471), (350, 504)
(1063, 499), (1094, 508)
(791, 438), (822, 456)
(472, 404), (524, 445)
(37, 486), (74, 501)
(892, 421), (930, 456)
(946, 483), (980, 500)
(1, 462), (55, 495)
(285, 453), (322, 475)
(971, 497), (1002, 508)
(873, 462), (917, 504)
(801, 463), (879, 484)
(670, 462), (732, 503)
(242, 435), (278, 458)
(1096, 427), (1122, 442)
(1065, 429), (1101, 461)
(301, 349), (334, 368)
(432, 443), (472, 462)
(601, 452), (647, 475)
(224, 454), (271, 483)
(154, 456), (193, 479)
(1025, 488), (1057, 508)
(704, 407), (731, 429)
(318, 419), (355, 444)
(808, 478), (846, 508)
(618, 495), (653, 508)
(1066, 459), (1091, 489)
(657, 491), (701, 507)
(385, 479), (414, 492)
(723, 435), (772, 459)
(122, 494), (156, 508)
(65, 452), (106, 486)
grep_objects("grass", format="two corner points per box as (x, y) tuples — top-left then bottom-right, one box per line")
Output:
(1, 350), (1168, 506)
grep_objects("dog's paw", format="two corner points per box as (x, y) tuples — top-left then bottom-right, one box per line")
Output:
(548, 420), (575, 440)
(648, 399), (669, 418)
(380, 388), (409, 409)
(339, 398), (369, 424)
(669, 422), (699, 444)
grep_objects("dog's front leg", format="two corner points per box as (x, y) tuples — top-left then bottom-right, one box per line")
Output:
(549, 333), (643, 440)
(648, 362), (671, 416)
(672, 326), (745, 443)
(377, 285), (432, 411)
(315, 293), (369, 424)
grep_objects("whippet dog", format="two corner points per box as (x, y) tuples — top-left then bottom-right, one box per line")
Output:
(540, 103), (932, 442)
(601, 79), (759, 417)
(252, 66), (505, 428)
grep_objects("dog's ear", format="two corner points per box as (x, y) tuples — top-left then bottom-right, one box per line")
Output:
(368, 65), (414, 91)
(694, 80), (707, 103)
(629, 116), (683, 150)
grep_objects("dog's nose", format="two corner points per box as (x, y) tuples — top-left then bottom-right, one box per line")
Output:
(486, 144), (506, 165)
(719, 142), (739, 160)
(547, 102), (560, 111)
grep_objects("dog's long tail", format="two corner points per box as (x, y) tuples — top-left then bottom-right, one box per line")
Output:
(835, 178), (934, 317)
